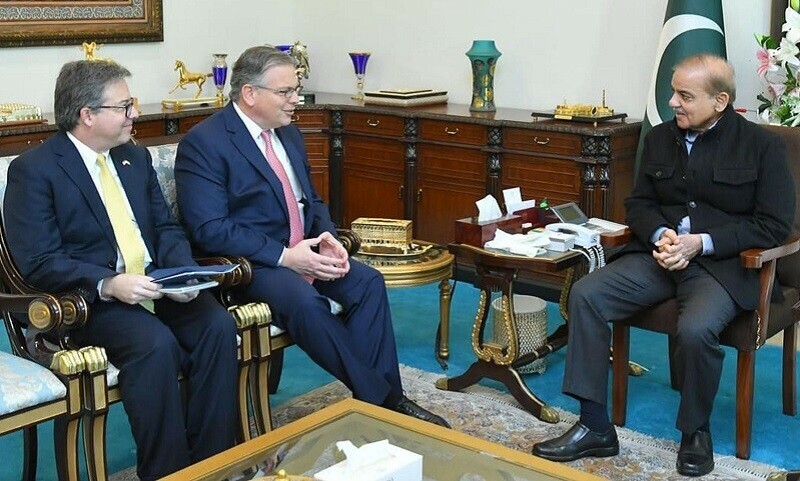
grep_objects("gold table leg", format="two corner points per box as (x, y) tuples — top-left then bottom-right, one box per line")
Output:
(437, 279), (453, 361)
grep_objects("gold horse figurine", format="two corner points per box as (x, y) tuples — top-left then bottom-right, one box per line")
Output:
(170, 60), (212, 99)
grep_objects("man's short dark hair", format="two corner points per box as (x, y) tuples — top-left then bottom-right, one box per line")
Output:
(229, 46), (295, 102)
(54, 60), (131, 132)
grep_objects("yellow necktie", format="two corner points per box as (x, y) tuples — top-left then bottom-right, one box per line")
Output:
(96, 154), (154, 313)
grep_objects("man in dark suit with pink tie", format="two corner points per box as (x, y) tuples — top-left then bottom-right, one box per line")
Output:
(175, 45), (449, 427)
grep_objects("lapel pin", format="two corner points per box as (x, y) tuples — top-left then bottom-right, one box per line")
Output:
(122, 160), (131, 166)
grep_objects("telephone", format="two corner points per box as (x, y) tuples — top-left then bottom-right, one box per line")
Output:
(545, 222), (600, 248)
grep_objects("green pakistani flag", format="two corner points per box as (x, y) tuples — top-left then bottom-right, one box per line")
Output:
(635, 0), (726, 178)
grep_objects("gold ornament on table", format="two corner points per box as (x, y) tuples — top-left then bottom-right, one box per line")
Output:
(275, 41), (315, 104)
(169, 60), (212, 99)
(162, 59), (224, 110)
(81, 41), (109, 62)
(0, 103), (46, 127)
(531, 90), (627, 127)
(289, 41), (310, 81)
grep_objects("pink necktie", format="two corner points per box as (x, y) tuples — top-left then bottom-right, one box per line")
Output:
(262, 131), (313, 284)
(262, 131), (303, 247)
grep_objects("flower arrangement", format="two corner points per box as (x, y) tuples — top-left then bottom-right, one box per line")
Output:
(756, 2), (800, 125)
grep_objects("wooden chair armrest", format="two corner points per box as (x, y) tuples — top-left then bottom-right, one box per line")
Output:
(195, 256), (253, 289)
(336, 228), (361, 255)
(740, 234), (800, 347)
(740, 233), (800, 269)
(0, 291), (87, 332)
(0, 253), (89, 329)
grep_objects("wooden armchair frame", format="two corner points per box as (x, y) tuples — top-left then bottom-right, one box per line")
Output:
(231, 228), (361, 434)
(612, 233), (800, 459)
(0, 209), (265, 481)
(1, 300), (85, 481)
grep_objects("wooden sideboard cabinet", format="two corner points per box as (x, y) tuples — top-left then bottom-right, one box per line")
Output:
(0, 94), (640, 249)
(329, 97), (640, 246)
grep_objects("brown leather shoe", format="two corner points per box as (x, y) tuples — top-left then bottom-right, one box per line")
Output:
(532, 422), (619, 462)
(388, 396), (451, 428)
(676, 430), (714, 477)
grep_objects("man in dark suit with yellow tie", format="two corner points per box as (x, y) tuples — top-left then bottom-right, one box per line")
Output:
(3, 60), (239, 480)
(174, 45), (449, 427)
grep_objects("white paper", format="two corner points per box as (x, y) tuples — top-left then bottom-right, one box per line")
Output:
(159, 280), (218, 294)
(507, 198), (538, 215)
(502, 187), (522, 209)
(476, 194), (503, 222)
(484, 229), (550, 257)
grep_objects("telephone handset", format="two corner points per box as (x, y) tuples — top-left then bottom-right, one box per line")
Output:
(545, 222), (600, 247)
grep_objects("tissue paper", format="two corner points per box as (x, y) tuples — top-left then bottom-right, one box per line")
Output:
(476, 195), (503, 222)
(313, 440), (422, 481)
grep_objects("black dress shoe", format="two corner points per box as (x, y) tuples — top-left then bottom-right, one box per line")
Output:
(677, 430), (714, 477)
(387, 396), (451, 428)
(532, 422), (619, 462)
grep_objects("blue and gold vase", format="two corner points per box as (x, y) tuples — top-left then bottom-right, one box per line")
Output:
(212, 53), (228, 104)
(348, 52), (371, 101)
(466, 40), (501, 112)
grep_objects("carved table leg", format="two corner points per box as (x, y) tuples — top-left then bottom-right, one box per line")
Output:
(436, 283), (562, 423)
(437, 279), (453, 364)
(436, 360), (560, 423)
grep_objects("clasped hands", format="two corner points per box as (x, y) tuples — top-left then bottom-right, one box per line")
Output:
(101, 274), (199, 305)
(652, 228), (703, 271)
(281, 231), (350, 281)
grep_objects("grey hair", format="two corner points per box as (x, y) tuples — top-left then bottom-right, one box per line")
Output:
(54, 60), (131, 131)
(674, 53), (737, 105)
(229, 45), (295, 102)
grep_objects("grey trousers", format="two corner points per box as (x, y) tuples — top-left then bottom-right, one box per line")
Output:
(562, 253), (740, 433)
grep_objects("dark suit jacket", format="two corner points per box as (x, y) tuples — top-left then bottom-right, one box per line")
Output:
(622, 106), (795, 309)
(174, 103), (336, 265)
(3, 131), (195, 302)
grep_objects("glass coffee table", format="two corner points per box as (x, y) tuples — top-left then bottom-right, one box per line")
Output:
(163, 399), (604, 481)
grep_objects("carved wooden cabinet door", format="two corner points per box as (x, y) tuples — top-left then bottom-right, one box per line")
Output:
(341, 112), (405, 227)
(293, 110), (332, 204)
(415, 120), (488, 245)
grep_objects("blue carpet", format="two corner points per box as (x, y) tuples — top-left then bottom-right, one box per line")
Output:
(2, 282), (799, 480)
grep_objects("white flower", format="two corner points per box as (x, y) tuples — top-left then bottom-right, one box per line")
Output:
(784, 7), (800, 44)
(776, 37), (800, 66)
(756, 5), (800, 125)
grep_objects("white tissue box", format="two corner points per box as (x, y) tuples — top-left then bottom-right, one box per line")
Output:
(314, 442), (422, 481)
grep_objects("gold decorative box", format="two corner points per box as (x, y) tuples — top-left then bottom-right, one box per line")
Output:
(351, 218), (413, 250)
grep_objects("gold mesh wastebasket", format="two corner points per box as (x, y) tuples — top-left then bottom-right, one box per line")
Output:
(491, 294), (547, 374)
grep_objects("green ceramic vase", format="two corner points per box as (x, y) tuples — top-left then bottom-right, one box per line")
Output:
(466, 40), (501, 112)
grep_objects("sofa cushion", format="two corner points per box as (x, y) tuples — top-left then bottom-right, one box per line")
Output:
(147, 143), (180, 221)
(0, 144), (181, 219)
(0, 350), (66, 416)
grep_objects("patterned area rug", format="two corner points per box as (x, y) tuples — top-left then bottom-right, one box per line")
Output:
(272, 366), (780, 481)
(110, 365), (782, 481)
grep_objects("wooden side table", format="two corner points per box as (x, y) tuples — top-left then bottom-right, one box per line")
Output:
(436, 243), (584, 423)
(352, 240), (454, 365)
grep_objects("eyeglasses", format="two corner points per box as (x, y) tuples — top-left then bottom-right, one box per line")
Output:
(91, 99), (135, 118)
(251, 84), (303, 99)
